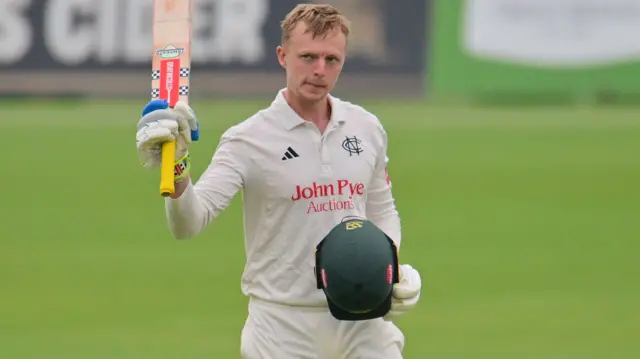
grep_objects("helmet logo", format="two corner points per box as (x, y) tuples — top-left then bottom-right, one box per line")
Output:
(387, 264), (393, 284)
(345, 220), (363, 231)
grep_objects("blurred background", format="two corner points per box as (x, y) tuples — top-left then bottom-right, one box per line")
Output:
(1, 1), (638, 358)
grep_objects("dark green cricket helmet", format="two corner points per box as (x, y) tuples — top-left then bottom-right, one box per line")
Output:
(314, 217), (400, 321)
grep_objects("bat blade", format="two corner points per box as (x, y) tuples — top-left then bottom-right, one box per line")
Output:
(152, 0), (193, 197)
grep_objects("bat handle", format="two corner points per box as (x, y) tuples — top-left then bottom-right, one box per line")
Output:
(159, 140), (176, 197)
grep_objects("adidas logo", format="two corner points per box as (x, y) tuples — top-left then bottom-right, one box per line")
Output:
(282, 146), (300, 161)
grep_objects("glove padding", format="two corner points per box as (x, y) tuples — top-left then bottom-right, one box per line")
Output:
(384, 264), (421, 320)
(136, 100), (199, 169)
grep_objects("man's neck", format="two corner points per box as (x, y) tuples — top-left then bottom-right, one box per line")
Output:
(284, 89), (331, 132)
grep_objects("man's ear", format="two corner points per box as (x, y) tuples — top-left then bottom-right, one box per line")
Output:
(276, 45), (286, 68)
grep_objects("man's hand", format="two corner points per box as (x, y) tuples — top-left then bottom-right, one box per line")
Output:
(136, 99), (199, 170)
(385, 264), (422, 320)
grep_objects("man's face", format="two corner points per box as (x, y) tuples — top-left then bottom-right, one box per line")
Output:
(277, 23), (347, 103)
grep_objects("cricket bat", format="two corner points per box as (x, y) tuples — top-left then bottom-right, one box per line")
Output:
(152, 0), (193, 197)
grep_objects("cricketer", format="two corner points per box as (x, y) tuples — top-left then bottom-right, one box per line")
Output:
(136, 4), (422, 358)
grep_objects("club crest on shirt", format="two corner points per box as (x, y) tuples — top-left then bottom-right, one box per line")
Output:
(341, 136), (363, 156)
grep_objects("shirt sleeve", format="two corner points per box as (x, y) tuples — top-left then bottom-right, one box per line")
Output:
(366, 121), (402, 251)
(164, 127), (248, 239)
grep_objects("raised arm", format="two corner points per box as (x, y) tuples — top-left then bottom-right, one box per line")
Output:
(136, 100), (248, 240)
(165, 128), (247, 239)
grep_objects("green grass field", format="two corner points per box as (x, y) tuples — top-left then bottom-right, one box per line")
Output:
(1, 100), (639, 359)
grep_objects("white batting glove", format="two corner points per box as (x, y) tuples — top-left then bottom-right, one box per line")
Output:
(384, 264), (422, 320)
(136, 100), (199, 170)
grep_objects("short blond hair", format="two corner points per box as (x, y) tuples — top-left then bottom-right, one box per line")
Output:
(280, 4), (351, 44)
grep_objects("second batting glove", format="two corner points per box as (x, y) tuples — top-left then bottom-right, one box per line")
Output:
(384, 264), (422, 320)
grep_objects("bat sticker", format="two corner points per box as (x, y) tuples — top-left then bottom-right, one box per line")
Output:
(159, 59), (180, 106)
(155, 44), (185, 59)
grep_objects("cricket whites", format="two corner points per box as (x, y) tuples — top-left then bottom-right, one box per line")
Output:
(152, 0), (193, 197)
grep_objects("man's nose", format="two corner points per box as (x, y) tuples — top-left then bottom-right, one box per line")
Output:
(313, 59), (326, 77)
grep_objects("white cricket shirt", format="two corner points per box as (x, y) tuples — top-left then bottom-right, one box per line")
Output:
(165, 89), (402, 307)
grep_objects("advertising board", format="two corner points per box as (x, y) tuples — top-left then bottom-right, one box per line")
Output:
(0, 0), (428, 98)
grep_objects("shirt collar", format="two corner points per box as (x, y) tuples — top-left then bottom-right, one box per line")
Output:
(271, 88), (345, 131)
